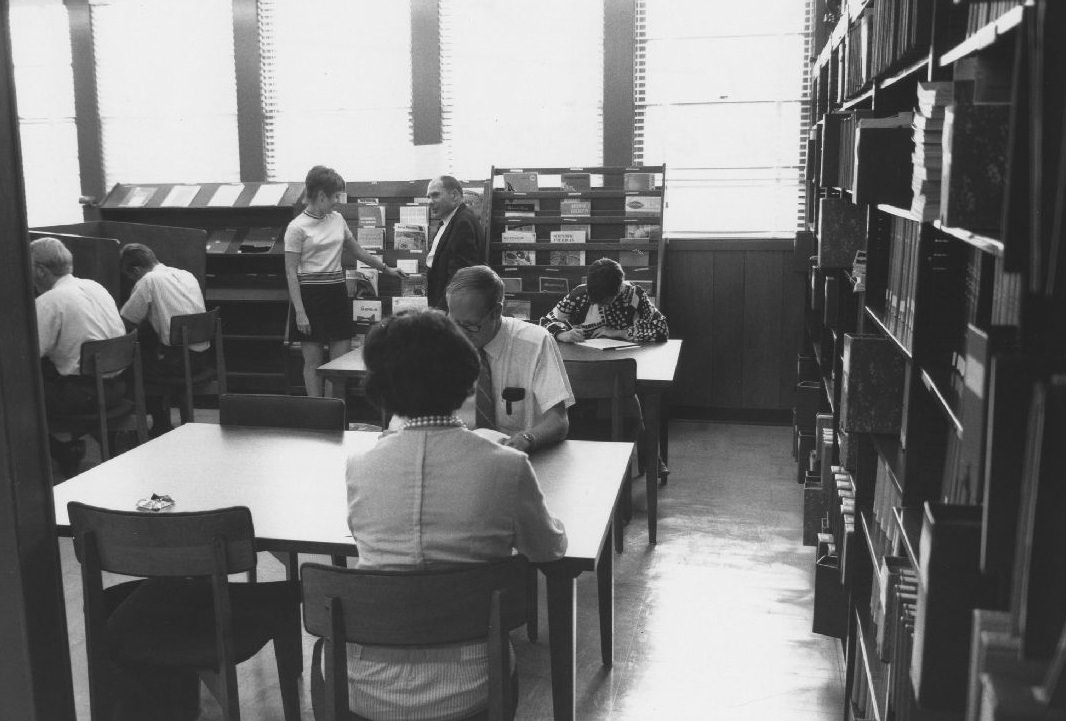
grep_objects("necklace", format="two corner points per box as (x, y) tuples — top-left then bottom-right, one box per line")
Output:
(402, 415), (466, 430)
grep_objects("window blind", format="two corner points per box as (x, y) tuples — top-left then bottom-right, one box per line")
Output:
(90, 0), (240, 187)
(440, 0), (604, 179)
(9, 0), (82, 226)
(635, 0), (810, 236)
(258, 0), (416, 182)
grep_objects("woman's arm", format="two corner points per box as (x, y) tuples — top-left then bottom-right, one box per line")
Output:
(284, 252), (310, 335)
(343, 235), (406, 278)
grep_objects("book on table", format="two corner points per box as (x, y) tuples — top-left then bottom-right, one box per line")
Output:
(574, 338), (640, 351)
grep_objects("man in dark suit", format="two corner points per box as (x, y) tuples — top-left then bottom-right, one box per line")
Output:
(425, 175), (486, 309)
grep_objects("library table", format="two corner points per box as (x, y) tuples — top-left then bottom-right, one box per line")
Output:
(318, 338), (682, 543)
(52, 423), (631, 721)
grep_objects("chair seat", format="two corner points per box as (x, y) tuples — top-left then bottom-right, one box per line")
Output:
(107, 577), (298, 670)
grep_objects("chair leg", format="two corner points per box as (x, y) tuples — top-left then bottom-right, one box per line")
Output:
(525, 565), (539, 643)
(273, 613), (303, 721)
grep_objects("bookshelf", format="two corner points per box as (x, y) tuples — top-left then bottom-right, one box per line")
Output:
(95, 181), (304, 394)
(487, 165), (666, 322)
(797, 1), (1066, 720)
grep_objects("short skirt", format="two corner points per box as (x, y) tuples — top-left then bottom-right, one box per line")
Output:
(294, 282), (351, 344)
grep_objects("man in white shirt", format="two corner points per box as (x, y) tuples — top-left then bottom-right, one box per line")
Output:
(425, 176), (485, 309)
(446, 265), (574, 452)
(119, 243), (207, 434)
(31, 236), (126, 473)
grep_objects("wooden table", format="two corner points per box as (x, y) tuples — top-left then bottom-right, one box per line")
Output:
(52, 423), (631, 721)
(558, 339), (682, 544)
(318, 339), (682, 544)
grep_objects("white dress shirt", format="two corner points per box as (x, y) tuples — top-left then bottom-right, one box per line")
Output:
(36, 274), (125, 376)
(425, 206), (458, 269)
(120, 263), (207, 351)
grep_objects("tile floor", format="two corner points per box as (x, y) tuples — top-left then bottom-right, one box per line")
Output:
(56, 419), (845, 720)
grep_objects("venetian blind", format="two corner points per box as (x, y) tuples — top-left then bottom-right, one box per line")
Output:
(439, 0), (604, 179)
(90, 0), (240, 187)
(9, 0), (82, 226)
(258, 0), (416, 182)
(635, 0), (810, 236)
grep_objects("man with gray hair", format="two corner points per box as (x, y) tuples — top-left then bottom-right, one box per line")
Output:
(30, 236), (125, 473)
(446, 265), (573, 453)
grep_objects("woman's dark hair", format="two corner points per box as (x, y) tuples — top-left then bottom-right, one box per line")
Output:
(305, 165), (345, 201)
(362, 309), (480, 417)
(586, 257), (625, 304)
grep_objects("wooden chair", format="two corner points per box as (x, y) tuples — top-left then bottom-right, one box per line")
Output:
(219, 392), (348, 578)
(48, 330), (148, 464)
(301, 556), (528, 721)
(144, 307), (227, 425)
(564, 357), (640, 553)
(67, 502), (301, 721)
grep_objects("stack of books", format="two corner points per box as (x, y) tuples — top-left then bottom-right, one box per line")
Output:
(910, 81), (953, 221)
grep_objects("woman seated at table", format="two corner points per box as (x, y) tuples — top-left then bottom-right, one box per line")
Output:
(345, 309), (568, 720)
(540, 257), (669, 343)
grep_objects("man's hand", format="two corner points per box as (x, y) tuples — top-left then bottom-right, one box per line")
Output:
(296, 310), (311, 335)
(501, 431), (533, 453)
(556, 328), (585, 343)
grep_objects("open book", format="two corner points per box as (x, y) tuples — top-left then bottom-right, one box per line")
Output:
(574, 338), (640, 351)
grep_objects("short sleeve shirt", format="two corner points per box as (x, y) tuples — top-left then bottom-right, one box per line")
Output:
(36, 274), (126, 376)
(120, 264), (207, 350)
(283, 211), (351, 284)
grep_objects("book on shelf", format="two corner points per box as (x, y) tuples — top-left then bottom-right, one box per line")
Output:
(624, 195), (662, 216)
(239, 227), (278, 254)
(350, 268), (379, 296)
(620, 223), (658, 268)
(400, 274), (426, 297)
(396, 258), (419, 275)
(538, 276), (570, 295)
(356, 226), (385, 250)
(501, 277), (523, 294)
(120, 185), (158, 208)
(501, 230), (537, 244)
(160, 184), (201, 208)
(939, 100), (1011, 233)
(623, 172), (655, 191)
(352, 299), (382, 325)
(817, 196), (867, 268)
(205, 228), (238, 254)
(630, 279), (654, 296)
(549, 229), (586, 266)
(853, 113), (914, 207)
(504, 199), (540, 214)
(206, 184), (244, 207)
(393, 223), (427, 251)
(502, 172), (539, 192)
(502, 299), (532, 320)
(249, 183), (288, 206)
(820, 112), (846, 187)
(398, 204), (429, 229)
(502, 248), (535, 266)
(461, 186), (486, 218)
(559, 198), (592, 216)
(560, 172), (591, 192)
(391, 296), (428, 314)
(357, 204), (386, 228)
(839, 333), (905, 434)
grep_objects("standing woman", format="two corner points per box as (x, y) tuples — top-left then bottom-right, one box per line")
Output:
(285, 165), (403, 396)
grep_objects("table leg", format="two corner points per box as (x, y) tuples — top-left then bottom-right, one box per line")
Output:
(597, 527), (614, 667)
(641, 390), (661, 544)
(546, 568), (578, 721)
(659, 397), (670, 485)
(323, 376), (347, 402)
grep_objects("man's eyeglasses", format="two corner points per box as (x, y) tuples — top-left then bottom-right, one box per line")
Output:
(450, 303), (499, 334)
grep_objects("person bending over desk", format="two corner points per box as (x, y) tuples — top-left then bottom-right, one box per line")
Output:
(540, 257), (669, 344)
(446, 265), (575, 453)
(31, 236), (126, 473)
(346, 309), (567, 720)
(119, 243), (206, 435)
(285, 165), (404, 397)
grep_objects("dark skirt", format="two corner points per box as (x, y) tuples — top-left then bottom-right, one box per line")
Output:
(295, 282), (351, 344)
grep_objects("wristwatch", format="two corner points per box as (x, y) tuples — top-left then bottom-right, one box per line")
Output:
(520, 431), (537, 452)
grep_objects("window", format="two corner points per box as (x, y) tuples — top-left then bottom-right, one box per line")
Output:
(90, 0), (240, 186)
(258, 0), (417, 182)
(9, 0), (82, 226)
(636, 0), (810, 236)
(440, 0), (604, 180)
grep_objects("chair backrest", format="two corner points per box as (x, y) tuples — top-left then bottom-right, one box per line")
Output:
(301, 556), (527, 721)
(301, 556), (528, 645)
(80, 329), (139, 378)
(564, 358), (638, 441)
(218, 393), (346, 432)
(169, 307), (220, 347)
(68, 502), (258, 577)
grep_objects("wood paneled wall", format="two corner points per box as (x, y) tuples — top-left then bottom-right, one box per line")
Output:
(662, 238), (805, 416)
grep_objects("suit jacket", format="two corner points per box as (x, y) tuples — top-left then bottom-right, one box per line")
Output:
(427, 203), (485, 309)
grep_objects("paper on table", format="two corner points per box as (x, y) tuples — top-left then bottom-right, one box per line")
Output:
(575, 338), (640, 350)
(249, 183), (289, 206)
(160, 184), (201, 207)
(207, 184), (245, 207)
